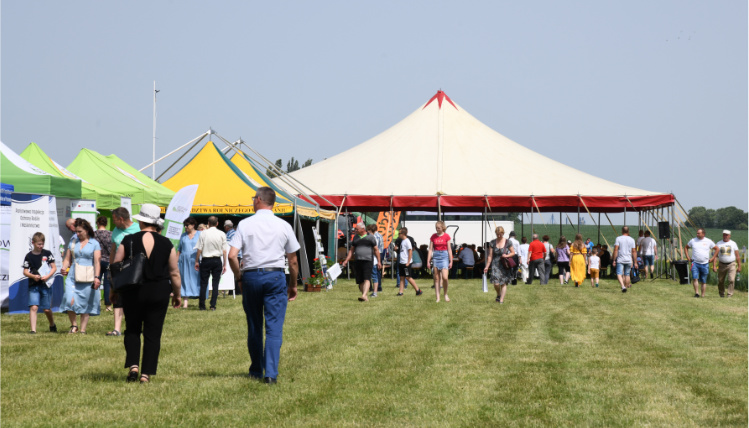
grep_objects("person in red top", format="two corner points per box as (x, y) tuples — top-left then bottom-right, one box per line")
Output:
(526, 234), (547, 285)
(426, 221), (453, 303)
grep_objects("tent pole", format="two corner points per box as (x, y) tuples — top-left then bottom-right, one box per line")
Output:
(521, 212), (524, 238)
(577, 194), (580, 234)
(559, 211), (562, 238)
(597, 212), (601, 245)
(154, 134), (209, 181)
(530, 196), (534, 236)
(388, 195), (398, 279)
(140, 132), (207, 173)
(438, 195), (442, 222)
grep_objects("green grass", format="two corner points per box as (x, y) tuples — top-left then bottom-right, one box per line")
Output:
(2, 278), (747, 427)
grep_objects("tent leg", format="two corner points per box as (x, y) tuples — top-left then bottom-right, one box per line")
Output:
(597, 213), (601, 245)
(559, 212), (562, 238)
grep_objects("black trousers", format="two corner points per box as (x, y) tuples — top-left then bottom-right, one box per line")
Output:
(122, 283), (170, 375)
(199, 257), (222, 309)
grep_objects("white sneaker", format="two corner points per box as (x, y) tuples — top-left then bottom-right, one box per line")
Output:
(371, 293), (378, 298)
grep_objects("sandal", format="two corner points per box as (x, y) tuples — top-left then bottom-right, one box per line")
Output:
(106, 330), (121, 336)
(68, 325), (78, 334)
(127, 366), (139, 383)
(140, 374), (150, 384)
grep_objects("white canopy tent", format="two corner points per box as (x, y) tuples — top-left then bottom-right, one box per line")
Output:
(286, 91), (674, 213)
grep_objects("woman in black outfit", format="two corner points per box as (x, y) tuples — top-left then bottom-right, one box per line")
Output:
(111, 204), (181, 384)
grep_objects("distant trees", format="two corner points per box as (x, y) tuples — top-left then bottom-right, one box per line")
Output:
(265, 157), (314, 178)
(688, 206), (747, 230)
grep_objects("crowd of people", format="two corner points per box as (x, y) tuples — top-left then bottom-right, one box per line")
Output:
(334, 221), (744, 306)
(20, 203), (742, 384)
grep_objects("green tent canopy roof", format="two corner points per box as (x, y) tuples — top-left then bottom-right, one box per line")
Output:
(105, 154), (175, 201)
(1, 141), (81, 199)
(19, 143), (122, 209)
(67, 148), (173, 208)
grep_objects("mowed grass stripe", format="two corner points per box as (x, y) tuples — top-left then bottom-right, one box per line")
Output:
(1, 278), (745, 427)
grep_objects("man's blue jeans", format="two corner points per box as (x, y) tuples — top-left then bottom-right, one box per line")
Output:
(242, 270), (287, 379)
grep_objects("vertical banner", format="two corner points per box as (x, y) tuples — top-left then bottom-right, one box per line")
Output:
(70, 199), (97, 225)
(376, 211), (402, 249)
(120, 197), (132, 217)
(47, 196), (64, 309)
(8, 194), (53, 313)
(162, 184), (199, 247)
(0, 184), (14, 308)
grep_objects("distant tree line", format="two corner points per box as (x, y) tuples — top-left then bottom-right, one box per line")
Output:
(687, 206), (747, 230)
(265, 157), (313, 178)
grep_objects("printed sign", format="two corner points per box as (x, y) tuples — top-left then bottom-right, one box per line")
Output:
(70, 199), (97, 225)
(376, 211), (402, 249)
(120, 197), (132, 217)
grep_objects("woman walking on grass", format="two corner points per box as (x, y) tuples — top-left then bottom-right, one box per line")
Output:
(484, 226), (516, 304)
(112, 204), (181, 384)
(427, 221), (453, 302)
(569, 233), (588, 287)
(176, 216), (202, 308)
(60, 219), (101, 334)
(556, 236), (570, 284)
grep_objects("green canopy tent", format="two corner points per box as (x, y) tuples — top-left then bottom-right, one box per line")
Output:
(105, 154), (175, 203)
(0, 141), (81, 199)
(19, 143), (121, 209)
(67, 149), (174, 209)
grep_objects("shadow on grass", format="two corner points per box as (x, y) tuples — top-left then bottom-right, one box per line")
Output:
(194, 371), (251, 379)
(81, 371), (122, 382)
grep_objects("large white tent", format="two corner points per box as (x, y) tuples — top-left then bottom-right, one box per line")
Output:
(287, 91), (674, 213)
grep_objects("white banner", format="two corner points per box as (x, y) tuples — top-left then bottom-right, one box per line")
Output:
(8, 194), (55, 313)
(163, 185), (199, 241)
(165, 184), (198, 223)
(0, 184), (13, 308)
(70, 199), (97, 226)
(120, 197), (132, 217)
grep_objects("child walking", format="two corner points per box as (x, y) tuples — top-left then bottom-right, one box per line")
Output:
(22, 232), (57, 333)
(588, 248), (601, 288)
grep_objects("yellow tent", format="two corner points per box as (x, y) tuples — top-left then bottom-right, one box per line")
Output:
(163, 142), (323, 217)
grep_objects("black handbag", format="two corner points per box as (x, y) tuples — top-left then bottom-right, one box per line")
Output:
(109, 238), (146, 292)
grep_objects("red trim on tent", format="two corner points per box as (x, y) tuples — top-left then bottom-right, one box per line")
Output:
(423, 90), (458, 111)
(305, 194), (675, 213)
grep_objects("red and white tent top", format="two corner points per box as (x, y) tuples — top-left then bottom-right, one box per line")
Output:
(287, 91), (674, 213)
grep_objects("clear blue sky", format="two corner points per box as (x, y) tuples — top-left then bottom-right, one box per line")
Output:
(2, 1), (746, 213)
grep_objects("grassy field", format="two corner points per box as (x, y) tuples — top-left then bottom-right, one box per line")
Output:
(2, 278), (746, 427)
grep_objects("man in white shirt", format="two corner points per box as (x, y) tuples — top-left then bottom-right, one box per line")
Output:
(395, 227), (423, 297)
(195, 216), (227, 310)
(518, 237), (530, 283)
(640, 231), (658, 279)
(228, 187), (300, 384)
(612, 226), (637, 293)
(709, 230), (741, 298)
(684, 228), (717, 298)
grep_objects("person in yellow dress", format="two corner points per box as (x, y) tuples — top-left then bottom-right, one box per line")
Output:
(569, 233), (588, 287)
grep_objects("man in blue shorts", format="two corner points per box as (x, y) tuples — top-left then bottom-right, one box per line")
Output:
(685, 228), (716, 298)
(612, 227), (637, 293)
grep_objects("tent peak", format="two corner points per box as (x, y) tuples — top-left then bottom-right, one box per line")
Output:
(423, 90), (458, 111)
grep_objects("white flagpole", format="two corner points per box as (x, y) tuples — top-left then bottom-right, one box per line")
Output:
(152, 81), (159, 179)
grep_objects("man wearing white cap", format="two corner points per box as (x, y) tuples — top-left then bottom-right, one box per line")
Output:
(710, 230), (741, 298)
(684, 228), (717, 298)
